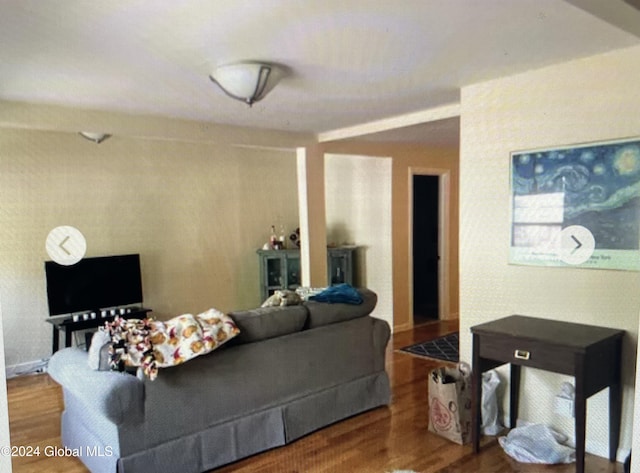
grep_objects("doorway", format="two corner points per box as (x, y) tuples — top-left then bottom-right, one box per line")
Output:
(412, 175), (439, 324)
(410, 169), (450, 326)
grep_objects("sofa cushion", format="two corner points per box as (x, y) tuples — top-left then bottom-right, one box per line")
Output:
(304, 288), (377, 329)
(229, 305), (308, 343)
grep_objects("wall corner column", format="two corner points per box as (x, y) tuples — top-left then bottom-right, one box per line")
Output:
(296, 145), (327, 287)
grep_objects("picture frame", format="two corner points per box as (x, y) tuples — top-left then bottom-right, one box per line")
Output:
(509, 137), (640, 271)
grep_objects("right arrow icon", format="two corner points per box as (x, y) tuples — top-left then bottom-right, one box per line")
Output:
(570, 235), (582, 254)
(560, 226), (594, 265)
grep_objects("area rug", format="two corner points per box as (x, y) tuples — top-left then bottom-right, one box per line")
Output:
(399, 332), (459, 363)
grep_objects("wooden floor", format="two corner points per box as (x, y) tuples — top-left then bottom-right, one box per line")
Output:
(6, 319), (623, 473)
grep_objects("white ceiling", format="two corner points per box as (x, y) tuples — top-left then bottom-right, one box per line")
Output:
(1, 0), (639, 144)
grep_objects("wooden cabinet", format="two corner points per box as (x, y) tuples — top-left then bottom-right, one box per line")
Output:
(257, 247), (356, 301)
(257, 249), (301, 302)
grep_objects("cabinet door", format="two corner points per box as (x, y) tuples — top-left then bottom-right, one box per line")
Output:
(328, 249), (353, 285)
(264, 255), (285, 297)
(285, 255), (300, 290)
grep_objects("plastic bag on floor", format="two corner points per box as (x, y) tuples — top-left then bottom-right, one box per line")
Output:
(481, 369), (503, 435)
(498, 424), (575, 464)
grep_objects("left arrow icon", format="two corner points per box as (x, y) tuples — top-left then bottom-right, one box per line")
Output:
(46, 226), (87, 265)
(59, 235), (72, 255)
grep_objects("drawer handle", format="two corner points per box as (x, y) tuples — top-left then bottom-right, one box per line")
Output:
(514, 350), (530, 360)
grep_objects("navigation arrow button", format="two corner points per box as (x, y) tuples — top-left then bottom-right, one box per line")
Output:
(560, 226), (594, 265)
(46, 226), (87, 266)
(58, 235), (72, 255)
(570, 235), (582, 254)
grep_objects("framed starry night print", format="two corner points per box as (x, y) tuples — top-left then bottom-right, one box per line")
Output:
(510, 137), (640, 271)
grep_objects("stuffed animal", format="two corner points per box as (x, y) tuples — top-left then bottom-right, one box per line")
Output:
(261, 289), (302, 307)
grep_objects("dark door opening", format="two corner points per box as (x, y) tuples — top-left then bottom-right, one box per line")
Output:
(413, 175), (439, 324)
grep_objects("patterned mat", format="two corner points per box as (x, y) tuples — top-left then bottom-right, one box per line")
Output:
(399, 332), (459, 363)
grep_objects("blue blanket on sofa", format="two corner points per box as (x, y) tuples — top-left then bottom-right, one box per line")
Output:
(308, 284), (363, 304)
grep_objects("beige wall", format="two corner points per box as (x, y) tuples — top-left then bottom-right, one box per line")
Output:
(320, 141), (459, 331)
(459, 45), (640, 460)
(0, 128), (298, 368)
(325, 154), (393, 328)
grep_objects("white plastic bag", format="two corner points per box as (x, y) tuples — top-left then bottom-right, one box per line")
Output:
(498, 424), (575, 464)
(481, 369), (503, 435)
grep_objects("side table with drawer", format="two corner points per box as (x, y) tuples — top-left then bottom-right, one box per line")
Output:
(470, 315), (624, 473)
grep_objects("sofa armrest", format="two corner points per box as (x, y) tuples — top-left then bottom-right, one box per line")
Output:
(371, 316), (391, 369)
(47, 348), (145, 425)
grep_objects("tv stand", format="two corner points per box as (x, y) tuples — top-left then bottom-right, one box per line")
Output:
(47, 307), (152, 354)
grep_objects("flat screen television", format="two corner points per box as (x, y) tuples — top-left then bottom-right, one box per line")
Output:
(45, 254), (143, 316)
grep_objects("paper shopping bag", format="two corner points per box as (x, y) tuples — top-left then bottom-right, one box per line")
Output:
(427, 363), (472, 445)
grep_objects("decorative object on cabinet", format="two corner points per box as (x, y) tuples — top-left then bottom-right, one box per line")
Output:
(257, 246), (357, 302)
(289, 227), (301, 247)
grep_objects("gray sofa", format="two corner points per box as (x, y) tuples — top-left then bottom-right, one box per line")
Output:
(47, 289), (391, 473)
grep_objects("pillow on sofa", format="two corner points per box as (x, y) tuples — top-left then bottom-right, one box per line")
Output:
(229, 305), (307, 344)
(304, 288), (377, 329)
(87, 329), (111, 371)
(261, 289), (302, 307)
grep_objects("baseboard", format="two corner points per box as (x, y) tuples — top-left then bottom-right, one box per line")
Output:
(394, 322), (412, 333)
(6, 358), (50, 379)
(586, 439), (630, 464)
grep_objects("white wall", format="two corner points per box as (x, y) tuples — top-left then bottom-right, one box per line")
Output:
(459, 45), (640, 461)
(325, 154), (393, 328)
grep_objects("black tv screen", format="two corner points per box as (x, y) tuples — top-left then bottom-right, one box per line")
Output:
(45, 254), (143, 316)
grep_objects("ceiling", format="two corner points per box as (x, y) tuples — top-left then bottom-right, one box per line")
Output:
(1, 0), (639, 145)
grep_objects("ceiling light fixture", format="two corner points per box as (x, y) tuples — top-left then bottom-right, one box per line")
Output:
(79, 132), (111, 144)
(209, 62), (285, 106)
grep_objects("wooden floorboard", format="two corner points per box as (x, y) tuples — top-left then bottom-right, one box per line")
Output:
(6, 319), (623, 472)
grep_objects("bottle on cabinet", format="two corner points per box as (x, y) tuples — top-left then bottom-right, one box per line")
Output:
(269, 225), (278, 249)
(278, 224), (287, 249)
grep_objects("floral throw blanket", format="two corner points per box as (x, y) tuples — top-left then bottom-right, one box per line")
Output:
(106, 308), (240, 380)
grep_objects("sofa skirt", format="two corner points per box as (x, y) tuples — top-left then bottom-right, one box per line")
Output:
(119, 406), (285, 473)
(283, 371), (390, 442)
(115, 372), (389, 473)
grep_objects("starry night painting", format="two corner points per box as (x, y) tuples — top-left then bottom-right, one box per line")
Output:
(510, 138), (640, 271)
